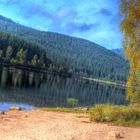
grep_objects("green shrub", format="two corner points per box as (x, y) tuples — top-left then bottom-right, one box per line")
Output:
(89, 104), (140, 126)
(67, 98), (78, 107)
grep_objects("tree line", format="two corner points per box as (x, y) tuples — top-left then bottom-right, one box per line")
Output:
(0, 32), (47, 67)
(0, 32), (69, 74)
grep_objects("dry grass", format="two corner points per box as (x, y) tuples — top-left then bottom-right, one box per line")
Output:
(89, 104), (140, 127)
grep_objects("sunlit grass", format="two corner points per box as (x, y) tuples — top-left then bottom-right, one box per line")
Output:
(41, 107), (88, 113)
(42, 105), (140, 127)
(89, 104), (140, 127)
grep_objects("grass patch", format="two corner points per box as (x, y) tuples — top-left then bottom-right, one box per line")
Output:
(42, 105), (140, 127)
(89, 104), (140, 127)
(41, 107), (88, 113)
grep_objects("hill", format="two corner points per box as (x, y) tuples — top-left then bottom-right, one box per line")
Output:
(0, 15), (129, 81)
(112, 48), (124, 58)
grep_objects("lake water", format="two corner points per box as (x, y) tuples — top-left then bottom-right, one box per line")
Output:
(0, 66), (127, 111)
(0, 102), (35, 111)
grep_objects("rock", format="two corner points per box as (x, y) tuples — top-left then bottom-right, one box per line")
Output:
(74, 107), (89, 111)
(108, 131), (121, 139)
(9, 107), (22, 111)
(24, 115), (28, 118)
(81, 107), (89, 111)
(0, 111), (4, 115)
(74, 107), (80, 110)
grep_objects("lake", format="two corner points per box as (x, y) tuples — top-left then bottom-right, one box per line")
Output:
(0, 66), (127, 111)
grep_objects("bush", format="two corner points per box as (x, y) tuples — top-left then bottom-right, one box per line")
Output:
(89, 104), (140, 126)
(67, 98), (78, 107)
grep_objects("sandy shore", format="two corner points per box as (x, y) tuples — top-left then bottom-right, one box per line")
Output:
(0, 109), (139, 140)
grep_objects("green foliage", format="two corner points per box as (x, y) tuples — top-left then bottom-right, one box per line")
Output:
(89, 104), (140, 126)
(67, 98), (78, 107)
(0, 32), (48, 67)
(31, 54), (38, 66)
(6, 46), (13, 60)
(16, 48), (26, 64)
(120, 0), (140, 104)
(0, 15), (129, 82)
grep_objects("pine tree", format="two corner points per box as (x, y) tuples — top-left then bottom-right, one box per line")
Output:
(6, 46), (13, 61)
(31, 54), (38, 66)
(16, 48), (26, 64)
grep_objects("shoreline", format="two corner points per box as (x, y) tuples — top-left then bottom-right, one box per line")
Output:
(0, 109), (139, 140)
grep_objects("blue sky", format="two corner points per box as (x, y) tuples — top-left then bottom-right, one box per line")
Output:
(0, 0), (122, 49)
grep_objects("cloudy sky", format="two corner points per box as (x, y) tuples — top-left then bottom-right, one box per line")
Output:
(0, 0), (122, 49)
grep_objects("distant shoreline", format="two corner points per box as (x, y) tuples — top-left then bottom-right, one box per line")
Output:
(82, 77), (126, 87)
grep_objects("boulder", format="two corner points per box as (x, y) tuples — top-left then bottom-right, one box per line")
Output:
(0, 111), (4, 115)
(108, 131), (121, 139)
(81, 107), (89, 111)
(9, 107), (22, 111)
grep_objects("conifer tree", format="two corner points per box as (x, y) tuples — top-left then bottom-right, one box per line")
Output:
(6, 46), (13, 61)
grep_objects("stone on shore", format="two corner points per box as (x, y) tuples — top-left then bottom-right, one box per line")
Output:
(108, 131), (121, 139)
(9, 107), (22, 111)
(0, 111), (4, 115)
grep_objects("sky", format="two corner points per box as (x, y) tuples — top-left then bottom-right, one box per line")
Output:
(0, 0), (122, 49)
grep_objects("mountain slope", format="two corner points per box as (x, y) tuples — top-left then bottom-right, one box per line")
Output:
(112, 48), (124, 58)
(0, 15), (129, 81)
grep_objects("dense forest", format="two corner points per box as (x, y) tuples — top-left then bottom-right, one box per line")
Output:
(0, 32), (48, 88)
(0, 15), (129, 82)
(0, 32), (70, 74)
(111, 48), (124, 58)
(0, 32), (48, 67)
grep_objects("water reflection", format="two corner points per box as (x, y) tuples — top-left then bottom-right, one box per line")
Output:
(0, 66), (127, 108)
(0, 66), (44, 88)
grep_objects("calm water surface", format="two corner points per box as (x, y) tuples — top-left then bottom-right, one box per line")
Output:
(0, 66), (127, 111)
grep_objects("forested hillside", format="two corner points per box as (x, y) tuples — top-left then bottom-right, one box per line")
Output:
(0, 15), (129, 82)
(0, 32), (49, 67)
(112, 48), (124, 58)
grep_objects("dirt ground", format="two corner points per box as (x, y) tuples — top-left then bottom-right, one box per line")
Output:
(0, 109), (139, 140)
